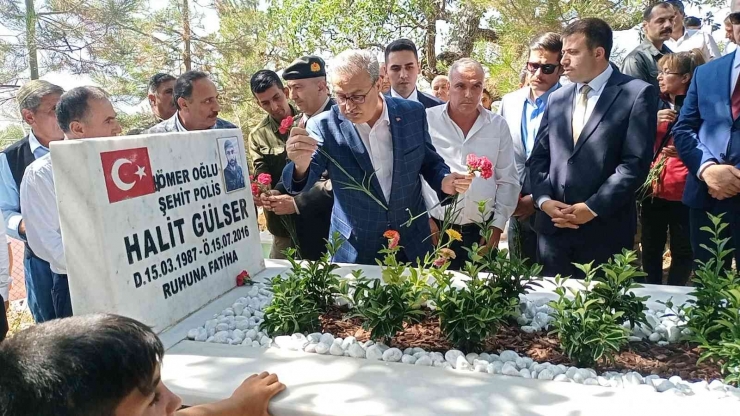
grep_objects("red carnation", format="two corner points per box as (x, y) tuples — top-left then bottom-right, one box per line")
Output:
(279, 116), (294, 135)
(236, 270), (251, 286)
(251, 183), (260, 197)
(466, 153), (493, 180)
(257, 173), (272, 186)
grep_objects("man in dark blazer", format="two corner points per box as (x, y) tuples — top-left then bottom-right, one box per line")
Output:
(283, 49), (472, 265)
(527, 18), (657, 277)
(384, 39), (444, 109)
(672, 10), (740, 270)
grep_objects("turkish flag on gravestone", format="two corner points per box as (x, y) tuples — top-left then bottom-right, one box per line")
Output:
(100, 147), (156, 203)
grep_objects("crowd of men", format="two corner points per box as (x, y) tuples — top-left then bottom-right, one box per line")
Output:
(1, 2), (740, 413)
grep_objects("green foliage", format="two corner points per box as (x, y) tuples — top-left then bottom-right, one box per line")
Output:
(431, 269), (515, 351)
(585, 250), (649, 328)
(696, 288), (740, 386)
(284, 233), (343, 310)
(682, 214), (740, 342)
(260, 271), (321, 336)
(341, 235), (427, 342)
(483, 248), (544, 307)
(0, 124), (25, 149)
(548, 273), (629, 367)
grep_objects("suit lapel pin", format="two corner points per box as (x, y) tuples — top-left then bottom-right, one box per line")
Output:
(395, 117), (401, 122)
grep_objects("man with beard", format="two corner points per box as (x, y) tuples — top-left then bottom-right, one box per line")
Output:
(664, 0), (720, 61)
(146, 71), (236, 133)
(127, 73), (176, 135)
(21, 87), (123, 319)
(621, 2), (675, 93)
(223, 139), (245, 192)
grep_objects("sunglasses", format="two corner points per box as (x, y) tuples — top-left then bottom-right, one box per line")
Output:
(526, 62), (560, 75)
(730, 12), (740, 25)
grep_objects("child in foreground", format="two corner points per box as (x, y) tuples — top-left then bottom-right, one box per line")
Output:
(0, 314), (285, 416)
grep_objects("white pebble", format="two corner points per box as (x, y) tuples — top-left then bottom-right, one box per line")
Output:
(194, 331), (208, 342)
(489, 361), (504, 374)
(319, 333), (335, 344)
(401, 354), (417, 364)
(625, 372), (644, 385)
(315, 342), (331, 355)
(304, 343), (317, 353)
(538, 369), (555, 380)
(232, 329), (245, 341)
(554, 374), (570, 382)
(656, 379), (676, 393)
(415, 356), (433, 366)
(404, 347), (414, 355)
(348, 343), (366, 358)
(649, 332), (661, 342)
(708, 380), (726, 392)
(445, 350), (465, 366)
(382, 348), (403, 363)
(187, 329), (200, 340)
(499, 350), (519, 362)
(474, 361), (488, 372)
(455, 355), (471, 371)
(583, 378), (599, 386)
(307, 332), (322, 343)
(520, 368), (532, 378)
(330, 343), (345, 356)
(366, 345), (383, 361)
(273, 335), (291, 349)
(521, 325), (537, 334)
(259, 336), (271, 347)
(657, 341), (670, 346)
(216, 323), (229, 332)
(413, 351), (428, 359)
(465, 353), (479, 364)
(502, 362), (520, 377)
(628, 336), (643, 342)
(251, 340), (260, 348)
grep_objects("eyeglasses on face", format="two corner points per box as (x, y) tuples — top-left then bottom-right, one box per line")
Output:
(526, 62), (560, 75)
(658, 70), (682, 76)
(334, 85), (375, 105)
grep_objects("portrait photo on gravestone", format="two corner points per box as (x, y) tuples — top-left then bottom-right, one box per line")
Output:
(219, 137), (246, 193)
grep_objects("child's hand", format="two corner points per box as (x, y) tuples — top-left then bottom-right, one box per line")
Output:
(229, 372), (285, 416)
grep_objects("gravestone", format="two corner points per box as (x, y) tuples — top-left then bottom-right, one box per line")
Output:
(50, 129), (264, 332)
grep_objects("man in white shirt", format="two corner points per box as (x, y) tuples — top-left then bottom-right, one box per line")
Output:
(384, 39), (444, 109)
(425, 58), (520, 269)
(431, 75), (450, 102)
(20, 86), (122, 319)
(664, 0), (721, 61)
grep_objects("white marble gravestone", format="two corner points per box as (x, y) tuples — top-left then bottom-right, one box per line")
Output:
(50, 129), (264, 332)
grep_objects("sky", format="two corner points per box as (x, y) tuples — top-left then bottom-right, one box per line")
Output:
(0, 1), (734, 129)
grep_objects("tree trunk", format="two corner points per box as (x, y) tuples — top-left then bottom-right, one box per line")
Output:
(25, 0), (39, 80)
(183, 0), (192, 71)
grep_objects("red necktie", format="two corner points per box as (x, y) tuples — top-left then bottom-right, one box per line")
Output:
(732, 73), (740, 120)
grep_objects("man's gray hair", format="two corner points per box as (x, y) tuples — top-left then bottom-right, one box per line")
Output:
(448, 58), (485, 79)
(16, 80), (64, 113)
(330, 50), (380, 84)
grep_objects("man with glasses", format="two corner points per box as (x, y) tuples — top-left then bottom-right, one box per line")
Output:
(621, 2), (675, 92)
(282, 49), (473, 265)
(672, 9), (740, 273)
(499, 32), (563, 265)
(146, 71), (236, 133)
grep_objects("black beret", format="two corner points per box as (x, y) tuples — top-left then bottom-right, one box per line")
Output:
(283, 56), (326, 80)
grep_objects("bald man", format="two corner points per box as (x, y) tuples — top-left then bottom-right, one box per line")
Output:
(431, 75), (450, 102)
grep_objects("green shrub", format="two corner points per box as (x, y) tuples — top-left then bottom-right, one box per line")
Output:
(284, 232), (343, 310)
(548, 268), (629, 367)
(260, 272), (321, 335)
(696, 288), (740, 386)
(588, 250), (649, 328)
(431, 269), (515, 351)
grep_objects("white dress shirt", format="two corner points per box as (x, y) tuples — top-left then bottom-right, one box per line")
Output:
(0, 213), (11, 301)
(390, 87), (420, 103)
(354, 94), (394, 202)
(664, 29), (721, 61)
(20, 154), (66, 274)
(536, 64), (614, 213)
(423, 104), (521, 230)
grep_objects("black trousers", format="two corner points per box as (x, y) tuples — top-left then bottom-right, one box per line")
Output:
(641, 197), (693, 286)
(432, 219), (483, 270)
(1, 294), (8, 343)
(689, 206), (740, 272)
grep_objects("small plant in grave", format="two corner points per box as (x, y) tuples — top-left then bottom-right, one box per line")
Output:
(696, 287), (740, 386)
(548, 264), (629, 367)
(284, 232), (343, 310)
(587, 249), (649, 329)
(680, 214), (740, 342)
(341, 230), (427, 343)
(260, 268), (321, 336)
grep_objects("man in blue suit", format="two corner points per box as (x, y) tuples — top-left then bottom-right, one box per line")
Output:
(672, 11), (740, 270)
(384, 39), (444, 109)
(283, 49), (472, 264)
(527, 18), (657, 277)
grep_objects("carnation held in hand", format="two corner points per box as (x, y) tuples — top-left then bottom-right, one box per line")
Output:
(249, 173), (272, 197)
(466, 154), (493, 179)
(279, 116), (295, 135)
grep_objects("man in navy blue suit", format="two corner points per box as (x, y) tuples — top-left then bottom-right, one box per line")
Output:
(672, 11), (740, 270)
(527, 18), (657, 277)
(282, 49), (472, 265)
(384, 39), (444, 109)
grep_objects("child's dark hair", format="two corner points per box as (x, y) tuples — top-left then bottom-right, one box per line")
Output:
(0, 314), (164, 416)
